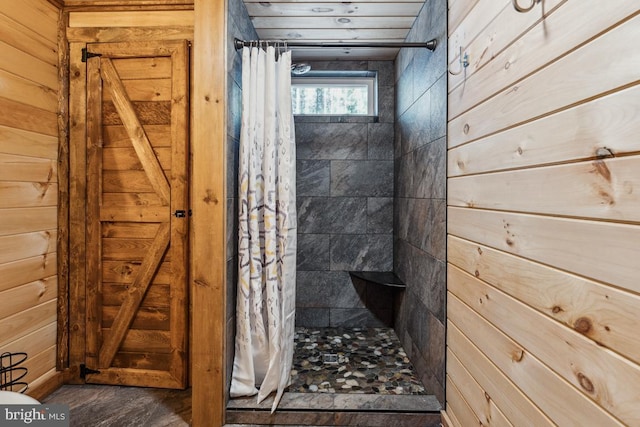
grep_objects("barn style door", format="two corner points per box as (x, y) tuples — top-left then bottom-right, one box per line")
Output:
(83, 41), (189, 389)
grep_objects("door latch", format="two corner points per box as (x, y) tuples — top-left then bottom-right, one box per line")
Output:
(174, 209), (192, 218)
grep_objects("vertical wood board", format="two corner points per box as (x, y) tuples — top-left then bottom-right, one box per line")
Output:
(193, 0), (226, 423)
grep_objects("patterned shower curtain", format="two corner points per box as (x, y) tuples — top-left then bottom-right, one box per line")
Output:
(230, 45), (297, 412)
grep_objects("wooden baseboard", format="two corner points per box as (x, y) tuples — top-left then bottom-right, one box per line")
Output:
(27, 370), (64, 402)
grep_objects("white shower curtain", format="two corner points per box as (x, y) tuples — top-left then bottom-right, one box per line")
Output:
(230, 45), (297, 412)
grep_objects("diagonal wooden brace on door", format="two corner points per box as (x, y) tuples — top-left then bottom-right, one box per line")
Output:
(100, 58), (171, 205)
(98, 222), (170, 369)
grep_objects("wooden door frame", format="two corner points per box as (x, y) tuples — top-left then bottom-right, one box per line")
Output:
(58, 3), (227, 425)
(192, 0), (227, 425)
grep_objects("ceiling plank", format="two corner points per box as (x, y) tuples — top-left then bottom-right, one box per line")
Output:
(255, 28), (411, 40)
(244, 0), (423, 2)
(290, 47), (400, 60)
(245, 2), (423, 17)
(251, 16), (415, 29)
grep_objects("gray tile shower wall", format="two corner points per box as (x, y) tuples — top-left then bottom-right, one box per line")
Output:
(295, 60), (395, 329)
(394, 0), (447, 403)
(226, 0), (258, 396)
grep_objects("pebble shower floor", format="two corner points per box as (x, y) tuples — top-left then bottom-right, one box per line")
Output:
(286, 327), (427, 395)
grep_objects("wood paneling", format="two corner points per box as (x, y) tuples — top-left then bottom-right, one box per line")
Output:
(449, 13), (640, 147)
(0, 0), (60, 399)
(448, 156), (640, 222)
(447, 1), (640, 425)
(246, 2), (423, 17)
(449, 0), (638, 118)
(0, 300), (57, 348)
(0, 254), (57, 292)
(448, 236), (640, 366)
(0, 207), (57, 236)
(0, 277), (57, 320)
(66, 26), (194, 42)
(0, 98), (58, 136)
(242, 0), (423, 59)
(64, 0), (193, 6)
(0, 13), (58, 66)
(0, 69), (58, 111)
(448, 207), (640, 294)
(0, 154), (57, 182)
(0, 126), (58, 159)
(68, 10), (193, 27)
(446, 351), (511, 427)
(448, 84), (640, 177)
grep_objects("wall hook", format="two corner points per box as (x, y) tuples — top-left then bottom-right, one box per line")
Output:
(512, 0), (541, 13)
(449, 46), (469, 76)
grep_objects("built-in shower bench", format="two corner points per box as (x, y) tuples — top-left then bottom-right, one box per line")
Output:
(348, 271), (406, 289)
(347, 271), (405, 327)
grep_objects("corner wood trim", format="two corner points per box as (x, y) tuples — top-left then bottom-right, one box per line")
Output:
(27, 371), (64, 402)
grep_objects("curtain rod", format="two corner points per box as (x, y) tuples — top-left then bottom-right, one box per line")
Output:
(233, 38), (437, 52)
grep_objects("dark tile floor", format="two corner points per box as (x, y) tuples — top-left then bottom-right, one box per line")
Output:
(287, 327), (426, 395)
(42, 328), (431, 426)
(42, 384), (191, 426)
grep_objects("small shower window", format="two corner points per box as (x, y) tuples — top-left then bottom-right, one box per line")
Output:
(291, 71), (377, 116)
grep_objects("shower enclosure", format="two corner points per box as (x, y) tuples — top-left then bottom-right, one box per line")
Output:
(225, 0), (446, 423)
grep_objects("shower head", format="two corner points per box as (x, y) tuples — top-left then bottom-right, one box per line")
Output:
(291, 63), (311, 75)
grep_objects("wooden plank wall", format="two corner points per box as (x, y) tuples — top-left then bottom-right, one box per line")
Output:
(445, 1), (640, 425)
(0, 0), (62, 397)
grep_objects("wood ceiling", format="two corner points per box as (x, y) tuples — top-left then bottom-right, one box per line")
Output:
(59, 0), (425, 61)
(242, 0), (426, 61)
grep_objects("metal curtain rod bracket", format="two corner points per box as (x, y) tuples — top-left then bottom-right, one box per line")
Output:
(233, 38), (437, 52)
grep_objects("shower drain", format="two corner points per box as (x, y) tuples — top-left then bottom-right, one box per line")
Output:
(322, 353), (338, 364)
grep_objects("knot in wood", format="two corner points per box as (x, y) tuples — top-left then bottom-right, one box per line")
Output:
(574, 317), (592, 334)
(577, 372), (595, 393)
(511, 349), (524, 362)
